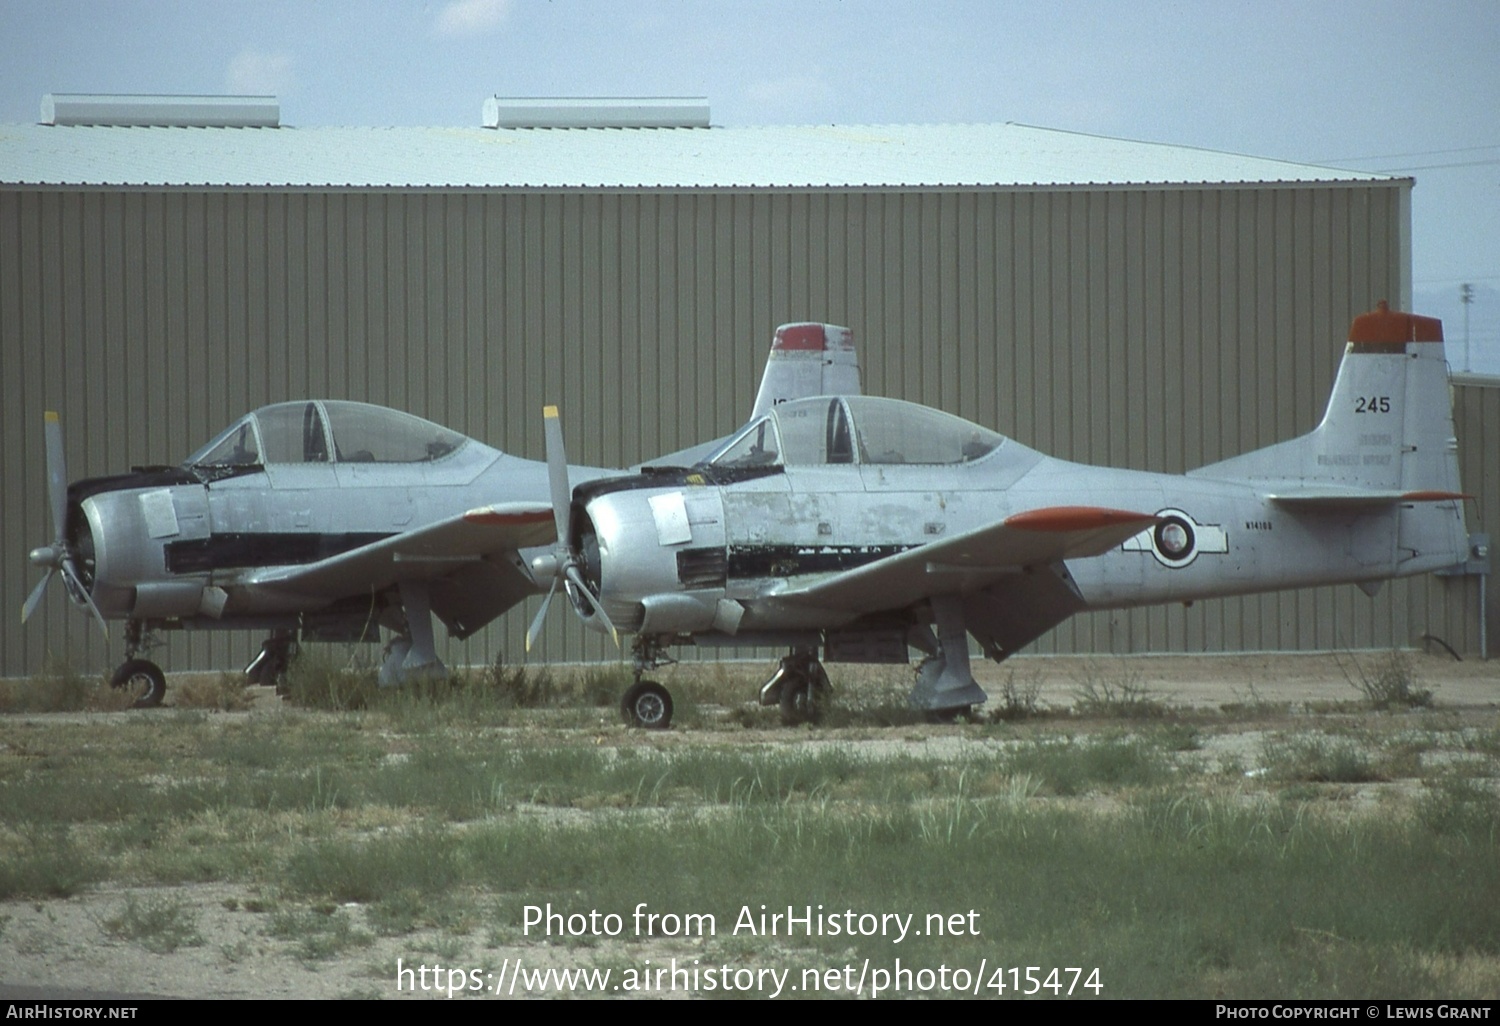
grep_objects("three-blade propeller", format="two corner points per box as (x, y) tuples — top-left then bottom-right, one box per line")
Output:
(524, 405), (617, 651)
(21, 412), (108, 635)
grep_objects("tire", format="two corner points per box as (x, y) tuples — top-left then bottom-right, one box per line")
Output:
(620, 680), (673, 730)
(926, 705), (975, 724)
(110, 658), (166, 709)
(778, 674), (822, 726)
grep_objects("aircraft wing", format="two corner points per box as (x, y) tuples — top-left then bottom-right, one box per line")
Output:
(242, 502), (556, 598)
(773, 506), (1159, 613)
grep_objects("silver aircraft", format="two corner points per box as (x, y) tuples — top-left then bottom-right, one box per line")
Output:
(21, 323), (861, 705)
(531, 303), (1471, 728)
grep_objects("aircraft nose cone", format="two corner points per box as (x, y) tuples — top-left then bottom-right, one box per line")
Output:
(29, 545), (59, 568)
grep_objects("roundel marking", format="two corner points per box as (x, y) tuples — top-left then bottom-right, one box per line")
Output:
(1151, 509), (1199, 568)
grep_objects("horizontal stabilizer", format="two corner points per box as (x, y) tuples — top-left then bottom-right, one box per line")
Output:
(245, 502), (556, 597)
(776, 506), (1158, 612)
(1267, 488), (1467, 510)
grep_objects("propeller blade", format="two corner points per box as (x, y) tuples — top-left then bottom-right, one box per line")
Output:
(21, 570), (52, 624)
(60, 558), (109, 638)
(565, 563), (618, 646)
(535, 404), (617, 648)
(524, 576), (558, 653)
(542, 405), (572, 547)
(43, 411), (68, 545)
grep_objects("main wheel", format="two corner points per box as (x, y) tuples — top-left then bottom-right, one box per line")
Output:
(620, 680), (674, 730)
(926, 705), (975, 724)
(110, 658), (166, 709)
(778, 674), (823, 726)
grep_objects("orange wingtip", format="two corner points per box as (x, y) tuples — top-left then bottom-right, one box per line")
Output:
(1400, 490), (1470, 503)
(464, 507), (553, 526)
(1005, 506), (1160, 533)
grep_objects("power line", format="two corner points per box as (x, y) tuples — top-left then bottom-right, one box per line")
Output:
(1375, 159), (1500, 172)
(1415, 274), (1500, 285)
(1317, 144), (1500, 163)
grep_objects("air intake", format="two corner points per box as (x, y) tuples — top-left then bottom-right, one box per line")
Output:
(41, 94), (280, 128)
(482, 96), (709, 129)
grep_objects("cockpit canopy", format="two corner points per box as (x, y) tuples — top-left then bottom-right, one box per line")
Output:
(187, 400), (467, 467)
(709, 396), (1004, 469)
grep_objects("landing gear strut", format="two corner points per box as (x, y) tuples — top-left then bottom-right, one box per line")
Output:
(379, 581), (448, 686)
(760, 649), (831, 725)
(245, 629), (297, 688)
(621, 635), (677, 729)
(113, 619), (166, 708)
(909, 595), (988, 719)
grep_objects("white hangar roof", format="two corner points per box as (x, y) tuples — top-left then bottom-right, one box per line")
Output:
(0, 120), (1398, 191)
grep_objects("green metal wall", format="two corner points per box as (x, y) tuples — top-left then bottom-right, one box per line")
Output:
(6, 182), (1479, 681)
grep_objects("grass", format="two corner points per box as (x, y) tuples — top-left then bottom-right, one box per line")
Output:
(1069, 661), (1173, 719)
(1, 659), (1497, 999)
(988, 665), (1046, 721)
(1340, 649), (1434, 710)
(99, 894), (204, 954)
(0, 658), (107, 713)
(0, 826), (100, 899)
(1260, 734), (1386, 783)
(1001, 734), (1176, 795)
(173, 673), (256, 711)
(266, 906), (374, 964)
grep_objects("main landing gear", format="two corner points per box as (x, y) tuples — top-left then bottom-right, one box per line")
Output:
(379, 580), (447, 685)
(759, 649), (831, 726)
(616, 640), (837, 730)
(245, 629), (297, 689)
(616, 599), (992, 730)
(908, 595), (988, 721)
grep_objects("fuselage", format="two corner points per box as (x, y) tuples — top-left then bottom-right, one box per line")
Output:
(65, 400), (610, 637)
(567, 393), (1466, 642)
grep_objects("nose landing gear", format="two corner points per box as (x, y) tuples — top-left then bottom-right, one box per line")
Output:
(620, 679), (674, 729)
(112, 619), (166, 708)
(620, 635), (677, 730)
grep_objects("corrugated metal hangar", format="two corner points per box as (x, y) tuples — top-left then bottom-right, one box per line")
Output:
(2, 95), (1494, 679)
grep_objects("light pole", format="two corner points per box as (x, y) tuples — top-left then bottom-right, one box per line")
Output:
(1460, 282), (1474, 372)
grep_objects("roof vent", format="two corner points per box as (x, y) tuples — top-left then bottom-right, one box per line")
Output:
(41, 94), (280, 128)
(482, 96), (708, 129)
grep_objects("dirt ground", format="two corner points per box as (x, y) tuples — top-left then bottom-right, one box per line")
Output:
(972, 650), (1499, 709)
(1, 651), (1495, 1000)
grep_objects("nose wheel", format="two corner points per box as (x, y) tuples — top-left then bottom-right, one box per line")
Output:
(618, 635), (677, 729)
(620, 679), (673, 730)
(111, 619), (167, 708)
(110, 658), (166, 708)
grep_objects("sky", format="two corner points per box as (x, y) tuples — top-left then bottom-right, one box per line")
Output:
(3, 0), (1498, 367)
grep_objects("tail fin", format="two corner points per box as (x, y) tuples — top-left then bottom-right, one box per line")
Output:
(1191, 302), (1467, 572)
(749, 323), (861, 420)
(1192, 302), (1460, 497)
(642, 323), (861, 470)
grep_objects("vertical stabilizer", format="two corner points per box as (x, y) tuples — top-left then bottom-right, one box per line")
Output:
(640, 322), (862, 469)
(1191, 302), (1460, 497)
(749, 323), (861, 420)
(1190, 302), (1466, 575)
